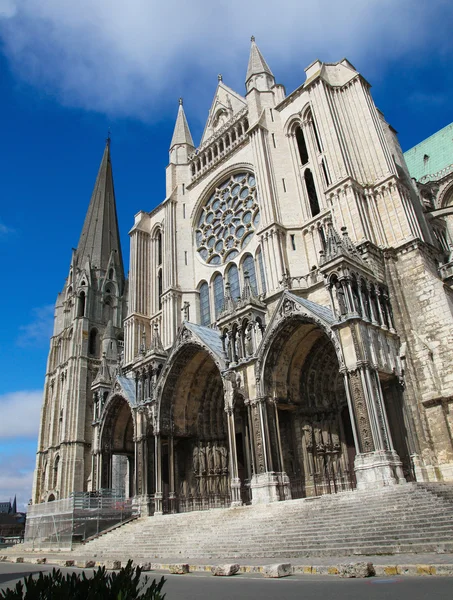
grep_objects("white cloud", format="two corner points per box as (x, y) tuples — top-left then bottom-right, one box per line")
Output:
(0, 390), (43, 439)
(0, 0), (451, 119)
(0, 468), (34, 511)
(17, 304), (54, 347)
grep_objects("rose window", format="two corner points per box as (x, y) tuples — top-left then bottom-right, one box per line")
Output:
(195, 172), (260, 265)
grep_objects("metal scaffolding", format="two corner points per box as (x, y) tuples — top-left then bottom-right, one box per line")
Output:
(24, 490), (134, 550)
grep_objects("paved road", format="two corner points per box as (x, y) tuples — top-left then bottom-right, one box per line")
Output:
(0, 563), (451, 599)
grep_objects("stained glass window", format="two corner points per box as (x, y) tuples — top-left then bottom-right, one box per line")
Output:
(243, 254), (257, 295)
(213, 274), (224, 317)
(257, 248), (267, 294)
(195, 172), (260, 265)
(199, 282), (211, 326)
(228, 265), (241, 302)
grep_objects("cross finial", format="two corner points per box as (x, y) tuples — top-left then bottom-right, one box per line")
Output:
(179, 97), (183, 106)
(218, 73), (223, 82)
(251, 35), (255, 42)
(106, 127), (111, 146)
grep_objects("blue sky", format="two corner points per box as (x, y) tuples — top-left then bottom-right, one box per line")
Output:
(0, 0), (452, 509)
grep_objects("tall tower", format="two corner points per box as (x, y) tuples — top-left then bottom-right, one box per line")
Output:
(32, 139), (126, 503)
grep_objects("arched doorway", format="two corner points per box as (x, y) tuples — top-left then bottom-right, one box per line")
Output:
(263, 318), (356, 498)
(158, 344), (244, 512)
(100, 396), (135, 497)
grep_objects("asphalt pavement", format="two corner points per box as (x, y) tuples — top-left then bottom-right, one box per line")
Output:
(0, 562), (452, 599)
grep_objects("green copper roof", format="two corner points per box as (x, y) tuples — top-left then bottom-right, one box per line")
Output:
(404, 122), (453, 182)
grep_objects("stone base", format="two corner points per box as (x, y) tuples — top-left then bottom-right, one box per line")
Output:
(133, 495), (152, 517)
(355, 450), (406, 489)
(230, 478), (243, 507)
(438, 462), (453, 481)
(250, 472), (289, 504)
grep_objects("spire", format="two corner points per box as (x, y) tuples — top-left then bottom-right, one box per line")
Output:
(246, 36), (274, 86)
(170, 99), (194, 150)
(75, 140), (124, 278)
(93, 352), (112, 386)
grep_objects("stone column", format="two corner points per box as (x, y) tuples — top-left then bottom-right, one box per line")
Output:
(249, 397), (282, 504)
(225, 406), (242, 507)
(154, 435), (163, 515)
(168, 436), (176, 513)
(345, 367), (405, 489)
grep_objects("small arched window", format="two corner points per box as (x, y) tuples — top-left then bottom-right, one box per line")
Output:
(157, 269), (163, 310)
(304, 169), (320, 216)
(199, 282), (211, 327)
(78, 291), (86, 317)
(295, 126), (309, 165)
(227, 264), (241, 302)
(88, 328), (98, 356)
(156, 231), (162, 266)
(256, 248), (267, 294)
(53, 456), (60, 490)
(213, 274), (224, 318)
(243, 254), (258, 295)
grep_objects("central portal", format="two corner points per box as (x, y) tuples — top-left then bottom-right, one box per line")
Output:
(160, 345), (231, 512)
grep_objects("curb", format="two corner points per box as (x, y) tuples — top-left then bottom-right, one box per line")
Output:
(2, 556), (453, 577)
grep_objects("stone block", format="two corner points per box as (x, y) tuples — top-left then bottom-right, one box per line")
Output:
(374, 565), (398, 576)
(76, 560), (95, 568)
(169, 564), (189, 574)
(212, 564), (240, 576)
(14, 557), (24, 564)
(398, 565), (418, 576)
(434, 565), (453, 576)
(338, 562), (375, 578)
(416, 564), (436, 576)
(102, 560), (121, 570)
(262, 563), (292, 578)
(32, 558), (47, 565)
(138, 562), (152, 571)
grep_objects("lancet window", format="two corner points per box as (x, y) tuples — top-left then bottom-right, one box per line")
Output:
(199, 282), (211, 326)
(243, 254), (258, 295)
(213, 274), (225, 317)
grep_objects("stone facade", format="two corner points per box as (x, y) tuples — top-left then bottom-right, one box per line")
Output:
(33, 40), (453, 512)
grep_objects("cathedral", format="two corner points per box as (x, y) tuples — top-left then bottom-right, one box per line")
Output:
(32, 39), (453, 518)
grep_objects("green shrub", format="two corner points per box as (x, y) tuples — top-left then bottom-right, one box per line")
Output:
(0, 560), (166, 600)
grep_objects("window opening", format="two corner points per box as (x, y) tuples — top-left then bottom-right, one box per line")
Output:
(272, 133), (276, 148)
(304, 169), (320, 216)
(157, 270), (163, 310)
(199, 282), (211, 326)
(295, 126), (309, 165)
(78, 291), (86, 317)
(257, 249), (267, 294)
(213, 274), (224, 318)
(228, 264), (241, 302)
(290, 234), (296, 250)
(157, 231), (162, 266)
(321, 158), (330, 186)
(282, 178), (287, 192)
(243, 254), (258, 295)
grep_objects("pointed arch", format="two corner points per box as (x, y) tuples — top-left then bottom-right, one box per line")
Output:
(241, 253), (258, 295)
(198, 281), (211, 326)
(227, 264), (241, 302)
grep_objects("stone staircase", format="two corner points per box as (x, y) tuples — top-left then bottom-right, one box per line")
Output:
(73, 483), (453, 560)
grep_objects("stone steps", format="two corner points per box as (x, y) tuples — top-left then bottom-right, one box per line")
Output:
(74, 484), (453, 560)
